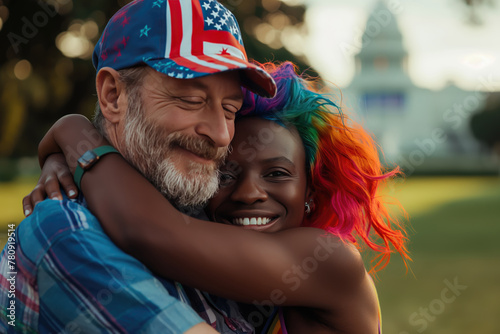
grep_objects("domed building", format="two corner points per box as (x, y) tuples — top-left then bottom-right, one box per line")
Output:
(342, 1), (496, 174)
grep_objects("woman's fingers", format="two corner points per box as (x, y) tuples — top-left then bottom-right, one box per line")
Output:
(22, 184), (46, 217)
(22, 193), (34, 217)
(44, 175), (63, 200)
(22, 153), (77, 217)
(56, 167), (78, 198)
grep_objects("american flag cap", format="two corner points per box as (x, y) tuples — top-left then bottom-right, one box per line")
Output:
(93, 0), (277, 98)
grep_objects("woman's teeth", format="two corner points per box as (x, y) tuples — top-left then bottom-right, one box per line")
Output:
(232, 217), (272, 226)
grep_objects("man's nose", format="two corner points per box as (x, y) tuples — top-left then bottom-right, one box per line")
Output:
(195, 105), (233, 148)
(230, 174), (268, 204)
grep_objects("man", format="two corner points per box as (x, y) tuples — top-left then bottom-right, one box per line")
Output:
(0, 0), (276, 332)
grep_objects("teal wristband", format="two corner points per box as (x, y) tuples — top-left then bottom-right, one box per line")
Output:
(74, 145), (119, 190)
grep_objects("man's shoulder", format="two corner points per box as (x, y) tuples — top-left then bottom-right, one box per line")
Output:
(16, 196), (103, 264)
(21, 195), (100, 234)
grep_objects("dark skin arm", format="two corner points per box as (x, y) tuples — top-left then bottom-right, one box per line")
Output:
(31, 115), (378, 331)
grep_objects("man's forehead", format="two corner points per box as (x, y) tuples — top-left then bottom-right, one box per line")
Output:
(146, 68), (243, 97)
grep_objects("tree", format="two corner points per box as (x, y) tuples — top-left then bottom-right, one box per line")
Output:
(470, 93), (500, 152)
(0, 0), (123, 157)
(220, 0), (310, 70)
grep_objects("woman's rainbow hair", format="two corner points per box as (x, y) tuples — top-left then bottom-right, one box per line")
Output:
(239, 62), (410, 271)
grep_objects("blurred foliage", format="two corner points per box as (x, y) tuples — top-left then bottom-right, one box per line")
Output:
(221, 0), (310, 69)
(0, 158), (17, 181)
(470, 93), (500, 150)
(0, 0), (311, 158)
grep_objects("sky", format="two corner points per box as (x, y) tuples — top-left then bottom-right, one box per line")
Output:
(299, 0), (500, 91)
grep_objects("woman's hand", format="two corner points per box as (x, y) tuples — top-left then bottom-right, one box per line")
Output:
(22, 153), (78, 216)
(23, 113), (104, 217)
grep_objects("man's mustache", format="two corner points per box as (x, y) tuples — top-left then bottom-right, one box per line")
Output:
(167, 133), (228, 163)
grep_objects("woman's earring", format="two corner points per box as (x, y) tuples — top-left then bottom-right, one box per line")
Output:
(305, 201), (312, 214)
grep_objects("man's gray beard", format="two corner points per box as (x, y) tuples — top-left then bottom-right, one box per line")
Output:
(120, 94), (227, 209)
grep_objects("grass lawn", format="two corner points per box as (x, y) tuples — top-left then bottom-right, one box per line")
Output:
(0, 176), (499, 333)
(376, 176), (500, 334)
(0, 175), (38, 238)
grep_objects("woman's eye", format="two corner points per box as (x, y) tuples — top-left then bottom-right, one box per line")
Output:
(219, 172), (235, 186)
(266, 170), (290, 178)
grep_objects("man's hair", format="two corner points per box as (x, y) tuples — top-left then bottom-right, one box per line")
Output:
(239, 62), (410, 272)
(93, 66), (148, 138)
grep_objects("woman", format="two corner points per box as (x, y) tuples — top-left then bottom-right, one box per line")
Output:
(25, 62), (409, 333)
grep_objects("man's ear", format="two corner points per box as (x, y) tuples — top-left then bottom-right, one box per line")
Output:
(96, 67), (128, 124)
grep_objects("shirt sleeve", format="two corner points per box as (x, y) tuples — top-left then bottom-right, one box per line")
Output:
(33, 201), (204, 333)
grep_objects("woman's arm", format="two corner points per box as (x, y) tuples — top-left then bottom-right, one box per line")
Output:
(38, 114), (109, 170)
(39, 115), (366, 311)
(23, 114), (105, 215)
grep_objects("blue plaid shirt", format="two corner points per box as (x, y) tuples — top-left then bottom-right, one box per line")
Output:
(0, 195), (254, 333)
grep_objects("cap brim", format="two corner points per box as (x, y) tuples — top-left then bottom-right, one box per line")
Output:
(238, 64), (277, 98)
(143, 57), (276, 98)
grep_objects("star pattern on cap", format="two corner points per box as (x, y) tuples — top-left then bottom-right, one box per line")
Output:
(230, 25), (238, 36)
(140, 25), (151, 37)
(113, 47), (122, 62)
(150, 59), (198, 79)
(226, 16), (241, 43)
(112, 9), (128, 23)
(218, 48), (230, 56)
(152, 0), (164, 8)
(120, 36), (129, 47)
(121, 16), (130, 27)
(198, 0), (243, 45)
(152, 60), (173, 71)
(204, 4), (242, 44)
